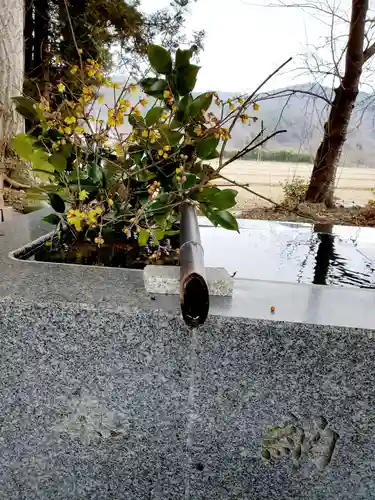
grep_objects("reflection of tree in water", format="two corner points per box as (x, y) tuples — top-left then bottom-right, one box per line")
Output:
(312, 224), (375, 288)
(313, 225), (334, 285)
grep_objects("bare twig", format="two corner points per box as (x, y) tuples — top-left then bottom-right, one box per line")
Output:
(218, 56), (293, 169)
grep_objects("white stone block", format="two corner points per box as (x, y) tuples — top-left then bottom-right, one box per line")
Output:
(143, 265), (233, 296)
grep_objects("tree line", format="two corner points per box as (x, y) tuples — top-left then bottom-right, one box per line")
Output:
(0, 0), (374, 208)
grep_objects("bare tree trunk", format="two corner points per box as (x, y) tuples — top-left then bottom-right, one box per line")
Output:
(0, 0), (25, 144)
(305, 0), (368, 207)
(0, 0), (24, 209)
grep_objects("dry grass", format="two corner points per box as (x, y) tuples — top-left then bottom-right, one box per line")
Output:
(213, 159), (375, 210)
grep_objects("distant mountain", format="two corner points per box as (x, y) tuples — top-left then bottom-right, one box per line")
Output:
(93, 80), (375, 167)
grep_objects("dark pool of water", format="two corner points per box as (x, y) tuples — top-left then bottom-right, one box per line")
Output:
(20, 218), (375, 289)
(200, 219), (375, 288)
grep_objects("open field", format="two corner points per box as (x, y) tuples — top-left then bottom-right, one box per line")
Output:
(213, 160), (375, 209)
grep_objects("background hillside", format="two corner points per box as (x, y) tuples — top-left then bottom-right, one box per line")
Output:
(94, 80), (375, 167)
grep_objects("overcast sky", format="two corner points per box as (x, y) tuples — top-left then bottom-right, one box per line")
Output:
(140, 0), (335, 92)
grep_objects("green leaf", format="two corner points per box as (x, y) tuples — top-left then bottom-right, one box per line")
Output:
(129, 113), (146, 129)
(43, 213), (60, 225)
(165, 229), (180, 236)
(213, 210), (239, 232)
(159, 125), (183, 146)
(262, 449), (271, 460)
(148, 45), (173, 75)
(176, 94), (193, 122)
(138, 230), (149, 247)
(190, 92), (213, 117)
(60, 142), (73, 158)
(145, 107), (165, 127)
(48, 193), (65, 213)
(148, 199), (168, 214)
(175, 48), (194, 69)
(176, 65), (200, 96)
(141, 78), (168, 99)
(49, 153), (67, 172)
(210, 189), (238, 210)
(204, 149), (220, 160)
(88, 163), (104, 185)
(140, 77), (158, 90)
(183, 173), (199, 189)
(196, 136), (220, 159)
(136, 169), (156, 182)
(195, 186), (220, 202)
(32, 168), (57, 177)
(153, 229), (165, 243)
(12, 134), (35, 160)
(170, 118), (182, 130)
(12, 96), (40, 123)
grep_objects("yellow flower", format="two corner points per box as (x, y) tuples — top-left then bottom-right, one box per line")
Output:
(70, 65), (78, 74)
(87, 68), (96, 78)
(128, 84), (137, 93)
(74, 126), (84, 134)
(98, 96), (104, 104)
(253, 102), (260, 111)
(79, 189), (89, 201)
(239, 97), (245, 104)
(175, 167), (182, 174)
(57, 83), (65, 93)
(161, 113), (168, 119)
(64, 127), (72, 135)
(119, 99), (131, 108)
(61, 139), (66, 145)
(95, 207), (103, 215)
(123, 227), (129, 234)
(158, 149), (163, 156)
(142, 130), (149, 138)
(229, 103), (235, 111)
(140, 98), (148, 106)
(64, 116), (76, 125)
(240, 114), (249, 124)
(172, 105), (177, 111)
(163, 145), (171, 151)
(107, 199), (114, 207)
(163, 153), (168, 159)
(163, 90), (172, 99)
(114, 143), (123, 157)
(94, 236), (104, 245)
(77, 48), (83, 55)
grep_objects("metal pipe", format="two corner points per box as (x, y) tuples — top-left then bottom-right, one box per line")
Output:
(179, 203), (209, 327)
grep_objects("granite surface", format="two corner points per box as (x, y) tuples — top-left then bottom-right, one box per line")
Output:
(0, 298), (191, 499)
(1, 298), (375, 498)
(2, 211), (375, 498)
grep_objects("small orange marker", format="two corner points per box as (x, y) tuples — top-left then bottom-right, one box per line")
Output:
(270, 305), (275, 313)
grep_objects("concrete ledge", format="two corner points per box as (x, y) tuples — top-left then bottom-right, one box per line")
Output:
(143, 265), (233, 296)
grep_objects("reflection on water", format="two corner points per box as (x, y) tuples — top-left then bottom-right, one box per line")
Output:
(200, 219), (375, 288)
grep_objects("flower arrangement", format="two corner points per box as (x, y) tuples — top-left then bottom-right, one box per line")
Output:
(12, 45), (269, 265)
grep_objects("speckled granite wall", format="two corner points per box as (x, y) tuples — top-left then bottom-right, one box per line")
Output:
(1, 297), (375, 499)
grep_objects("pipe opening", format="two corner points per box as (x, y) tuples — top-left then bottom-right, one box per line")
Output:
(181, 272), (209, 328)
